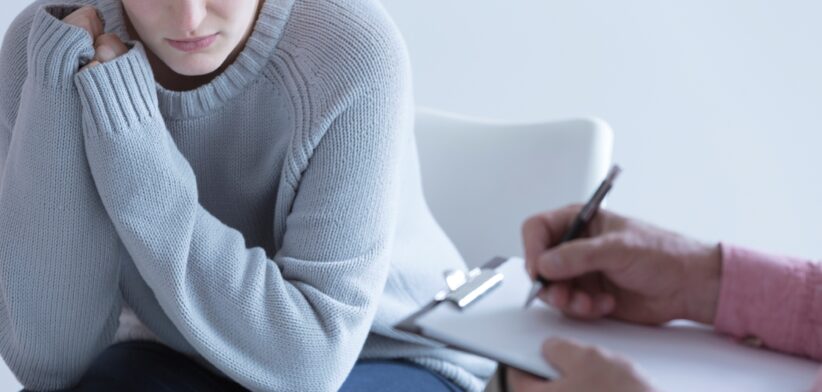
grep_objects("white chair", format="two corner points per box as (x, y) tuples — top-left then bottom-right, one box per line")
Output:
(415, 107), (614, 268)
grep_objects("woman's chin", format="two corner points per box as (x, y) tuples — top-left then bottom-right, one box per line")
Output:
(163, 55), (226, 77)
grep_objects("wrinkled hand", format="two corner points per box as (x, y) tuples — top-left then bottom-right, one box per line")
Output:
(522, 205), (722, 325)
(63, 6), (128, 70)
(507, 338), (654, 392)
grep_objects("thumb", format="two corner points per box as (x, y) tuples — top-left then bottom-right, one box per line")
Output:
(535, 235), (622, 280)
(541, 338), (588, 376)
(522, 205), (585, 279)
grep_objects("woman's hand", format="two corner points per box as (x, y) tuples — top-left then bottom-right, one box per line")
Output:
(63, 6), (128, 70)
(62, 6), (103, 40)
(507, 338), (654, 392)
(522, 205), (722, 325)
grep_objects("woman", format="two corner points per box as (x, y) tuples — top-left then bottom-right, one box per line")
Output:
(0, 0), (494, 391)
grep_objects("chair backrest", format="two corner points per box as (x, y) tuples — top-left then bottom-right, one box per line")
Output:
(415, 108), (614, 268)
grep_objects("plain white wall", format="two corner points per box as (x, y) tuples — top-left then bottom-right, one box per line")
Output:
(1, 0), (821, 389)
(379, 0), (822, 258)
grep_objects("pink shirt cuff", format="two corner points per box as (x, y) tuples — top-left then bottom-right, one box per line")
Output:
(714, 243), (822, 361)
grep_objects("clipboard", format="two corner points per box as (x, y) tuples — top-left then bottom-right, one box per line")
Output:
(394, 257), (820, 391)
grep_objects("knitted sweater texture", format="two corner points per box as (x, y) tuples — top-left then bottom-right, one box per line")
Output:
(0, 0), (494, 390)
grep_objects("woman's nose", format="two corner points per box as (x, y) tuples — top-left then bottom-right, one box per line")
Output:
(172, 0), (208, 34)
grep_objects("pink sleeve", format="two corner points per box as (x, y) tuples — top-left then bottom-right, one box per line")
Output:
(714, 243), (822, 361)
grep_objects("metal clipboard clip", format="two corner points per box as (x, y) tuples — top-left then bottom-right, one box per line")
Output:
(434, 263), (505, 309)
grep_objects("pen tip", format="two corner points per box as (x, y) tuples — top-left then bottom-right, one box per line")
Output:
(524, 284), (540, 308)
(606, 164), (622, 182)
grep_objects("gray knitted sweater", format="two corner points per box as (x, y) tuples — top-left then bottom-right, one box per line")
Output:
(0, 0), (494, 390)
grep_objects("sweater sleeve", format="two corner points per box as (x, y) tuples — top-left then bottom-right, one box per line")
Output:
(0, 5), (123, 390)
(73, 22), (411, 391)
(714, 243), (822, 361)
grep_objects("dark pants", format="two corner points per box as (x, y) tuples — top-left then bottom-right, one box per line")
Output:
(27, 341), (463, 392)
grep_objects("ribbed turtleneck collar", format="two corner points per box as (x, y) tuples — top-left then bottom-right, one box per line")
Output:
(96, 0), (295, 119)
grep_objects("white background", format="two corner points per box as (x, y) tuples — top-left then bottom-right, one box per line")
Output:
(2, 0), (822, 389)
(379, 0), (822, 259)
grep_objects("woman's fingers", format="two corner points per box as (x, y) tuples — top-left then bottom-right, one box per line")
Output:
(65, 7), (128, 71)
(94, 33), (129, 62)
(82, 33), (129, 70)
(83, 60), (101, 70)
(63, 6), (104, 40)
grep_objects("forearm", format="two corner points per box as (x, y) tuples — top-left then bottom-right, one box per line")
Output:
(714, 243), (822, 360)
(114, 204), (390, 391)
(0, 6), (122, 389)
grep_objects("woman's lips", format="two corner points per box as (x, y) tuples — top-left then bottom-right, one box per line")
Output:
(166, 34), (219, 52)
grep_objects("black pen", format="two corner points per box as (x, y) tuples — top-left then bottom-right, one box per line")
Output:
(523, 164), (622, 308)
